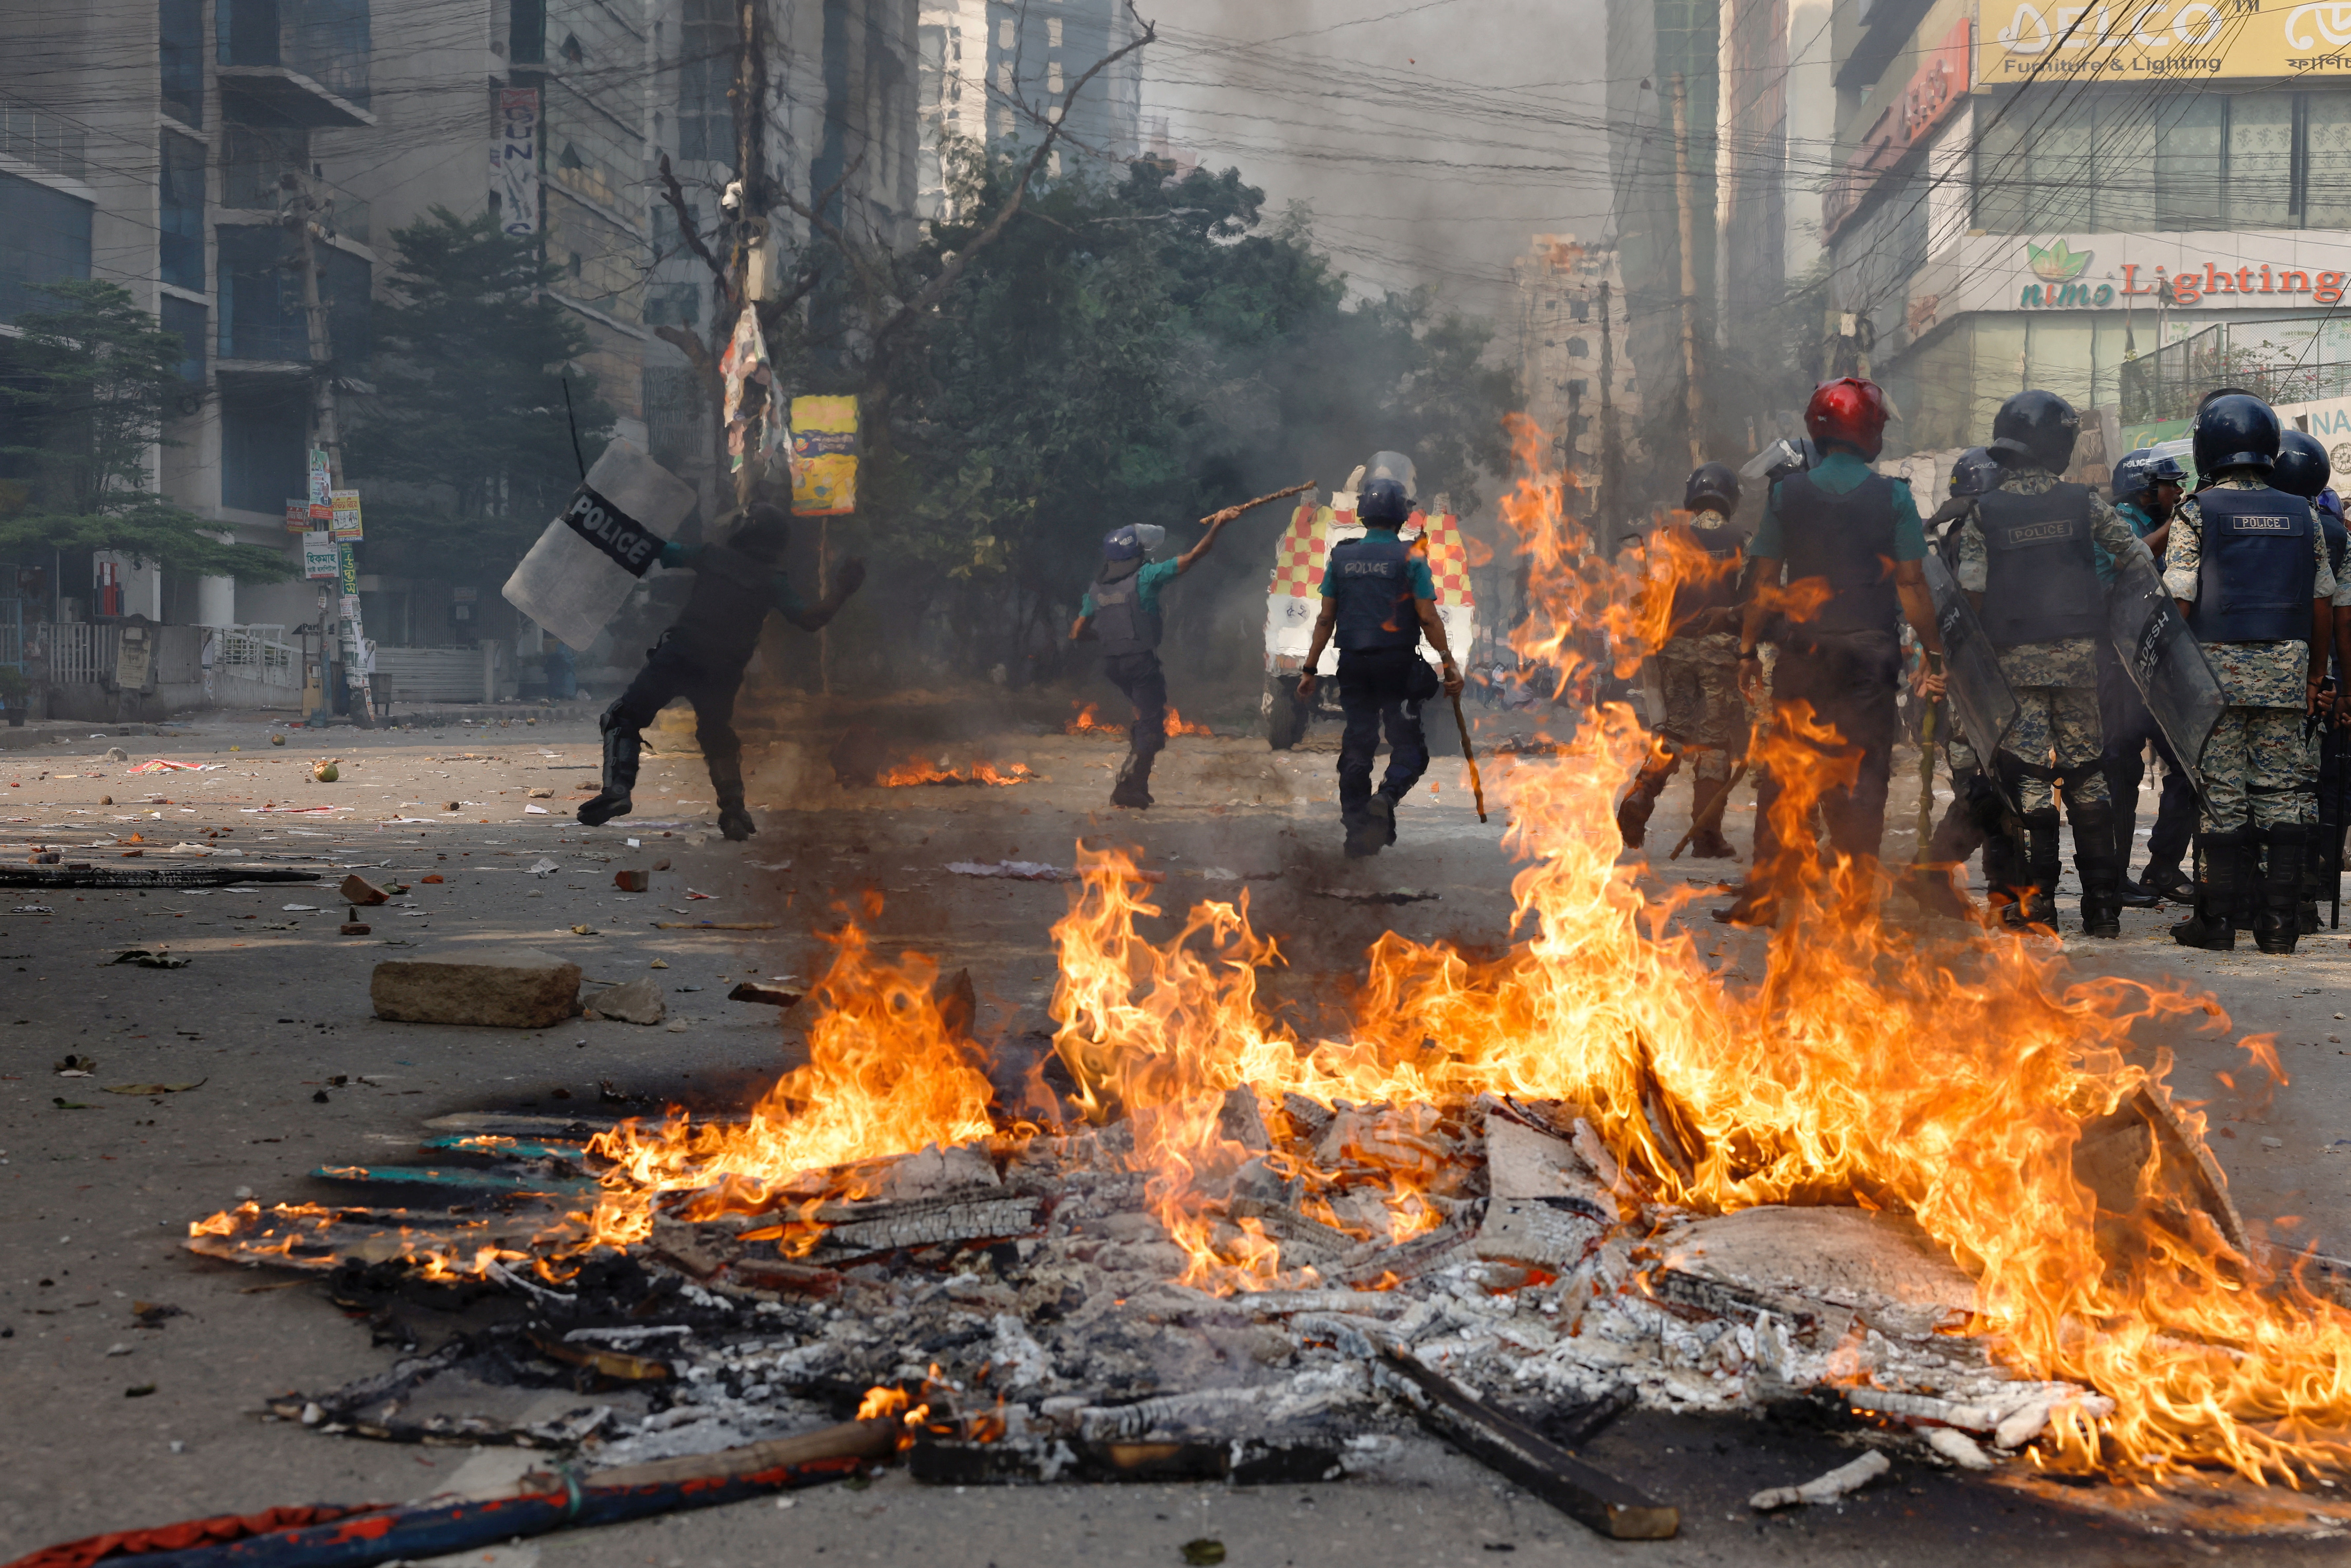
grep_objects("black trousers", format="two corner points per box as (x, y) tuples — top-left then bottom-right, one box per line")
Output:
(2097, 638), (2194, 874)
(1751, 631), (1900, 879)
(1337, 646), (1437, 816)
(604, 634), (745, 784)
(1102, 650), (1167, 756)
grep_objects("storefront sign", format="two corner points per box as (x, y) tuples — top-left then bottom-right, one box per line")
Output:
(1826, 21), (1970, 238)
(1979, 0), (2351, 83)
(301, 531), (340, 580)
(1894, 232), (2351, 335)
(494, 87), (541, 238)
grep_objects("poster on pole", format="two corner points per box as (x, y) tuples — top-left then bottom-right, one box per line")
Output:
(789, 395), (858, 516)
(308, 450), (333, 521)
(284, 500), (310, 534)
(331, 489), (363, 542)
(301, 531), (340, 580)
(338, 542), (360, 598)
(494, 88), (541, 238)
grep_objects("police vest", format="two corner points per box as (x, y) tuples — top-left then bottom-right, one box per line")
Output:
(2320, 495), (2347, 581)
(1975, 482), (2104, 647)
(668, 543), (776, 671)
(1090, 559), (1161, 657)
(1327, 531), (1421, 651)
(1774, 471), (1901, 638)
(1666, 510), (1750, 630)
(2186, 486), (2317, 644)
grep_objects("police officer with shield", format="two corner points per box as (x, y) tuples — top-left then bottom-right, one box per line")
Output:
(2104, 447), (2195, 904)
(579, 503), (866, 840)
(1952, 390), (2149, 937)
(1069, 508), (1244, 809)
(2163, 394), (2340, 952)
(1617, 461), (1750, 858)
(2270, 430), (2351, 930)
(1296, 451), (1465, 858)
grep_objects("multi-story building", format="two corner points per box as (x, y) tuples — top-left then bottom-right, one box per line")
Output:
(1714, 0), (1834, 356)
(1511, 235), (1644, 529)
(916, 0), (1143, 220)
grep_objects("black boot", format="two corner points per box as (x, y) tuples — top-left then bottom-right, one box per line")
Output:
(578, 715), (641, 826)
(2171, 830), (2248, 951)
(708, 752), (755, 841)
(1686, 772), (1737, 858)
(1616, 753), (1676, 851)
(2137, 860), (2195, 903)
(2256, 824), (2308, 954)
(1111, 748), (1154, 809)
(2069, 799), (2122, 939)
(1346, 793), (1392, 858)
(2005, 810), (2061, 930)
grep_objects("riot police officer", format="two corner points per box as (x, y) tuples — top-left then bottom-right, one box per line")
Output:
(1070, 506), (1242, 809)
(579, 503), (866, 840)
(2270, 429), (2351, 930)
(1296, 451), (1465, 857)
(2105, 447), (2195, 904)
(1953, 390), (2147, 937)
(2164, 394), (2338, 952)
(1719, 377), (1946, 924)
(1617, 461), (1750, 858)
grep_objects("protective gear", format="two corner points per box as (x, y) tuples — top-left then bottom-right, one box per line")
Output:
(2274, 429), (2332, 498)
(2182, 484), (2317, 645)
(2320, 491), (2348, 584)
(2006, 807), (2062, 929)
(1949, 447), (2002, 499)
(2112, 448), (2189, 507)
(1975, 483), (2105, 645)
(2255, 822), (2308, 953)
(578, 719), (641, 827)
(1686, 784), (1735, 859)
(2191, 392), (2282, 477)
(1328, 531), (1422, 651)
(2171, 829), (2252, 950)
(1804, 377), (1892, 461)
(2106, 548), (2225, 800)
(1774, 469), (1903, 636)
(1347, 792), (1398, 858)
(1987, 389), (2081, 474)
(1665, 513), (1752, 628)
(1358, 451), (1418, 526)
(1616, 755), (1670, 850)
(503, 437), (697, 652)
(1102, 523), (1168, 561)
(1089, 559), (1162, 656)
(1921, 553), (2022, 804)
(2070, 796), (2123, 937)
(1684, 462), (1741, 515)
(1111, 747), (1155, 809)
(590, 633), (749, 831)
(709, 750), (755, 841)
(1740, 436), (1816, 485)
(728, 503), (793, 563)
(667, 543), (781, 672)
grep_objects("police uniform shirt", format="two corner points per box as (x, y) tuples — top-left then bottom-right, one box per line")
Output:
(2163, 474), (2344, 707)
(660, 541), (808, 618)
(1952, 467), (2148, 687)
(1081, 557), (1181, 619)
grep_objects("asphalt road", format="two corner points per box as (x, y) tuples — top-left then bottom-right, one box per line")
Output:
(2, 694), (2348, 1566)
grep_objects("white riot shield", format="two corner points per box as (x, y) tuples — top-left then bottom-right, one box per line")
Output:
(1921, 552), (2023, 811)
(502, 440), (697, 651)
(2106, 549), (2224, 803)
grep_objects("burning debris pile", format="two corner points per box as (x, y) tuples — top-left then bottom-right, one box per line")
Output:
(1067, 702), (1214, 738)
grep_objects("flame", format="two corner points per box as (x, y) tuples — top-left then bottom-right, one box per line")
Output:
(1068, 701), (1211, 737)
(875, 759), (1036, 787)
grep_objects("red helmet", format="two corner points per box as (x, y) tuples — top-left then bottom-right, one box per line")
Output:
(1804, 377), (1890, 461)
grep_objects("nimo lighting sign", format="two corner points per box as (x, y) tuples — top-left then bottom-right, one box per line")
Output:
(1979, 0), (2351, 81)
(2009, 240), (2351, 308)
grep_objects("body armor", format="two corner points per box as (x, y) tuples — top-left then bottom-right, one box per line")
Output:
(2185, 486), (2317, 644)
(1328, 532), (1420, 651)
(1976, 483), (2104, 646)
(668, 543), (775, 671)
(1090, 558), (1162, 656)
(1774, 470), (1901, 638)
(1667, 512), (1750, 630)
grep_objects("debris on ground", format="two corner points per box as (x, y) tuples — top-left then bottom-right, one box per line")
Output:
(370, 947), (584, 1028)
(110, 948), (188, 969)
(614, 869), (649, 892)
(312, 759), (341, 782)
(0, 865), (321, 890)
(583, 980), (665, 1025)
(1313, 888), (1440, 906)
(726, 981), (803, 1008)
(340, 874), (391, 906)
(947, 860), (1074, 882)
(1749, 1450), (1891, 1511)
(104, 1079), (205, 1095)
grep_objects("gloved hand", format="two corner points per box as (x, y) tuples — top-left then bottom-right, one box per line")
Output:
(835, 556), (867, 596)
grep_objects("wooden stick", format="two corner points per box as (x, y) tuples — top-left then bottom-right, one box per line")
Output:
(651, 921), (779, 930)
(1202, 480), (1314, 526)
(1449, 691), (1487, 822)
(1666, 762), (1745, 861)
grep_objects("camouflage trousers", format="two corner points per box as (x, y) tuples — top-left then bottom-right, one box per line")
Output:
(1998, 684), (2109, 814)
(1656, 640), (1743, 783)
(2201, 705), (2315, 833)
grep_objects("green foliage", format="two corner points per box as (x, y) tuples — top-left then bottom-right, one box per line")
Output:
(344, 209), (611, 564)
(0, 280), (289, 581)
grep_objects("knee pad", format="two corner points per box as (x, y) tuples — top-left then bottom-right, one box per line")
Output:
(598, 699), (631, 735)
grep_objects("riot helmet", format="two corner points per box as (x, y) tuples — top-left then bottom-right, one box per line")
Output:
(2112, 447), (2188, 505)
(1740, 435), (1816, 485)
(2190, 392), (2281, 477)
(1359, 450), (1417, 527)
(1684, 461), (1740, 515)
(1803, 377), (1891, 461)
(2276, 429), (2332, 497)
(1987, 389), (2080, 474)
(1102, 523), (1168, 561)
(731, 502), (793, 564)
(1948, 446), (2001, 498)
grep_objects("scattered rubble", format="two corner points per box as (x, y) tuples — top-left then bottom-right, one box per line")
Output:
(371, 947), (584, 1028)
(583, 979), (666, 1026)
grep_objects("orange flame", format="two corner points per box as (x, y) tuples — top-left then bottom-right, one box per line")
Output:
(875, 759), (1035, 787)
(1068, 701), (1211, 737)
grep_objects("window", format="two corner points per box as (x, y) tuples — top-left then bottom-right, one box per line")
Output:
(2231, 95), (2294, 228)
(216, 223), (302, 360)
(1566, 337), (1590, 357)
(0, 169), (93, 325)
(219, 382), (307, 514)
(160, 295), (206, 382)
(161, 0), (203, 126)
(510, 0), (544, 62)
(677, 0), (730, 162)
(161, 134), (205, 291)
(222, 125), (306, 210)
(645, 282), (699, 327)
(1570, 298), (1589, 320)
(2307, 93), (2351, 228)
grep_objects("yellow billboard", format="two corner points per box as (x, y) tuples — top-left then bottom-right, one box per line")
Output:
(1977, 0), (2351, 85)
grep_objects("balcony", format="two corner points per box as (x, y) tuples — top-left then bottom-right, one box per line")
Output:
(0, 104), (88, 185)
(218, 128), (370, 243)
(217, 0), (374, 129)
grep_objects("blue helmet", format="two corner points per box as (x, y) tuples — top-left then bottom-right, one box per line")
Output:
(1358, 478), (1412, 526)
(2112, 447), (2188, 505)
(1948, 446), (2001, 498)
(2192, 392), (2280, 477)
(1102, 523), (1167, 561)
(2274, 429), (2332, 499)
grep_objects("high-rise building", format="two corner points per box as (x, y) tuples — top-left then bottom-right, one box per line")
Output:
(916, 0), (1143, 220)
(1511, 235), (1643, 528)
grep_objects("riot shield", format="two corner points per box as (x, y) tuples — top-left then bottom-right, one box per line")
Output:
(2105, 549), (2224, 803)
(1920, 552), (2023, 811)
(502, 439), (697, 652)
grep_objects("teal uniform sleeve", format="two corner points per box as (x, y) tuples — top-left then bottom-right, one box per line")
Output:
(1889, 482), (1925, 562)
(659, 541), (698, 569)
(1137, 558), (1181, 613)
(1409, 558), (1436, 599)
(1750, 483), (1784, 558)
(772, 571), (806, 618)
(1080, 589), (1098, 617)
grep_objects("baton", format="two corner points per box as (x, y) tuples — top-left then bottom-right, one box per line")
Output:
(1914, 654), (1941, 863)
(1449, 689), (1488, 822)
(1203, 481), (1315, 526)
(1669, 761), (1746, 861)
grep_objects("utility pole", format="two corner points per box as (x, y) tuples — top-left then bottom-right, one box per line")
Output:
(1670, 73), (1704, 472)
(288, 172), (373, 727)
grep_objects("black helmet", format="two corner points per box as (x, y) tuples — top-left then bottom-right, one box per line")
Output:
(1684, 461), (1739, 514)
(1987, 390), (2080, 473)
(2111, 447), (2188, 504)
(2191, 392), (2281, 477)
(2274, 429), (2332, 498)
(731, 502), (792, 562)
(1948, 447), (2001, 498)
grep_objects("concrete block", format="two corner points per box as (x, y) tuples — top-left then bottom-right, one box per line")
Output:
(582, 977), (665, 1025)
(371, 947), (583, 1029)
(341, 873), (390, 906)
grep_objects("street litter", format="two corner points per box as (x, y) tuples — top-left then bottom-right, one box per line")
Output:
(525, 805), (550, 814)
(1749, 1450), (1891, 1511)
(14, 905), (53, 914)
(126, 760), (222, 773)
(281, 904), (318, 912)
(103, 1080), (205, 1095)
(946, 859), (1073, 882)
(1314, 888), (1440, 906)
(110, 948), (188, 968)
(649, 921), (778, 931)
(0, 865), (323, 889)
(527, 859), (560, 875)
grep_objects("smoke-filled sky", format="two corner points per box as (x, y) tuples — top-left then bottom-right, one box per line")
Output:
(1135, 0), (1613, 325)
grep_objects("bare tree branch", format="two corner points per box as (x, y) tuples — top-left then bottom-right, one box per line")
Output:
(658, 154), (737, 315)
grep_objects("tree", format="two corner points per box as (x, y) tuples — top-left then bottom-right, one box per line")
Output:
(343, 209), (611, 566)
(0, 280), (289, 580)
